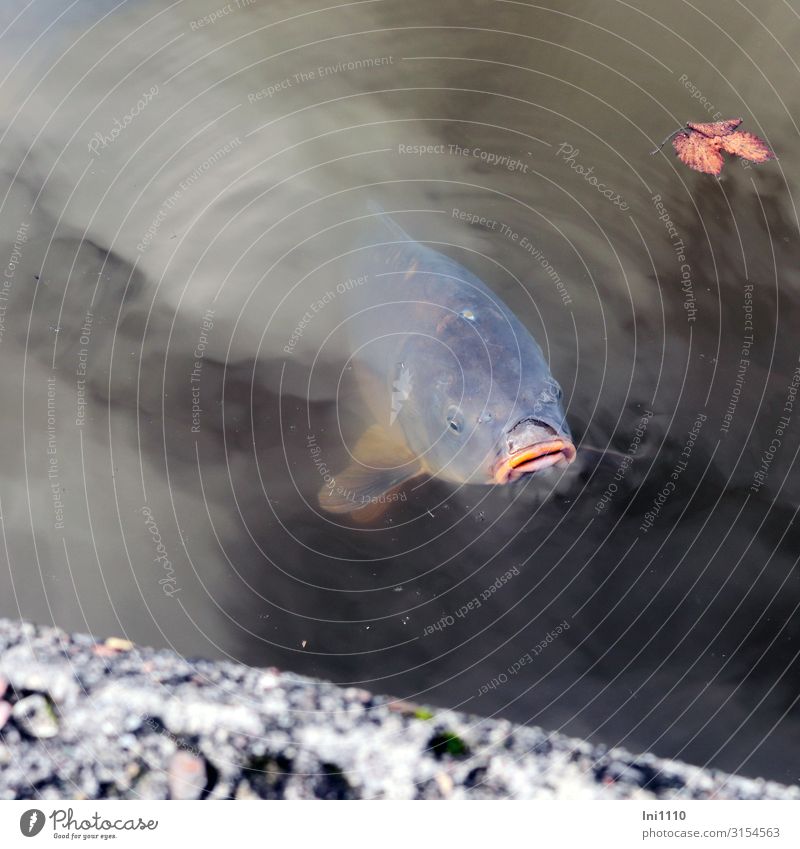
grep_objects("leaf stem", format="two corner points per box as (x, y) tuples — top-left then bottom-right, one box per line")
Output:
(650, 126), (687, 155)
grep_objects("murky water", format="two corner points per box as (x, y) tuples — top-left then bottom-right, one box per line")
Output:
(0, 0), (798, 783)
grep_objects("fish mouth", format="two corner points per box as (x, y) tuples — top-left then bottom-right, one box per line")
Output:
(493, 420), (576, 484)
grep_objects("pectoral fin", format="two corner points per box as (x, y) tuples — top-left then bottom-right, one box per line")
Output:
(318, 424), (425, 515)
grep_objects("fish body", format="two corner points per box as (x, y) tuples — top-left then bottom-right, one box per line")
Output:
(319, 209), (575, 514)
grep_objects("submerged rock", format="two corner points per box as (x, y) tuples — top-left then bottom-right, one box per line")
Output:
(0, 701), (11, 731)
(168, 751), (208, 800)
(12, 695), (59, 739)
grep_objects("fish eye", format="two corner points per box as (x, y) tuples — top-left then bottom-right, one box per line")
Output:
(446, 405), (464, 433)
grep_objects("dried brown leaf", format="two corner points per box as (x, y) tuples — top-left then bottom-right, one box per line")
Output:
(718, 130), (775, 163)
(686, 118), (742, 138)
(672, 132), (724, 176)
(661, 118), (774, 175)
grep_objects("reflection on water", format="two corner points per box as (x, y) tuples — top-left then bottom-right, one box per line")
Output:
(0, 0), (798, 783)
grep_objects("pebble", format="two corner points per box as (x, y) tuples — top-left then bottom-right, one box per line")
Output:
(234, 780), (260, 800)
(12, 695), (59, 739)
(92, 645), (118, 658)
(435, 772), (454, 797)
(104, 637), (134, 652)
(387, 699), (424, 717)
(0, 675), (7, 699)
(168, 751), (207, 800)
(0, 701), (11, 731)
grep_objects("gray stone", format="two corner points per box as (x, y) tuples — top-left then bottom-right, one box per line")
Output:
(168, 751), (207, 800)
(0, 617), (797, 801)
(11, 694), (59, 739)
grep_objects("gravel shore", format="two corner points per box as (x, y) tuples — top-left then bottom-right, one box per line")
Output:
(0, 618), (796, 800)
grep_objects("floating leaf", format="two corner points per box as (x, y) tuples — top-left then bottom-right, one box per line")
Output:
(652, 118), (775, 175)
(718, 131), (775, 163)
(672, 132), (724, 175)
(686, 118), (742, 138)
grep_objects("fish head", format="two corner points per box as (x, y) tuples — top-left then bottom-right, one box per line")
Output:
(492, 410), (576, 484)
(395, 296), (575, 486)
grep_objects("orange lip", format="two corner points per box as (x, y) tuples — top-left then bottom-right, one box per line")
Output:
(493, 439), (576, 484)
